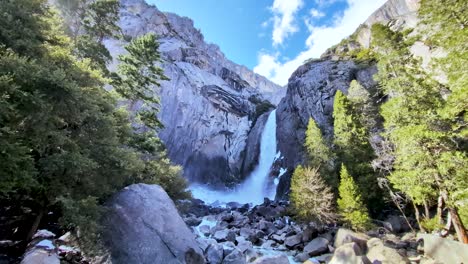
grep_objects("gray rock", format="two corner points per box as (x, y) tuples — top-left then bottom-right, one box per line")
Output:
(21, 248), (59, 264)
(304, 237), (330, 256)
(334, 229), (369, 252)
(236, 240), (252, 253)
(417, 233), (468, 264)
(329, 243), (371, 264)
(382, 215), (411, 233)
(366, 238), (409, 264)
(186, 216), (203, 227)
(199, 225), (212, 237)
(214, 230), (236, 243)
(271, 233), (286, 244)
(206, 243), (224, 264)
(252, 255), (290, 264)
(294, 252), (310, 262)
(103, 184), (204, 264)
(222, 248), (246, 264)
(244, 248), (259, 263)
(285, 234), (302, 249)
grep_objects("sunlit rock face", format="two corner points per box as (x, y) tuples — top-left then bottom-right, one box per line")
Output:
(105, 0), (285, 186)
(275, 0), (422, 199)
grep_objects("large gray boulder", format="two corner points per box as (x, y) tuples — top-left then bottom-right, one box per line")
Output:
(304, 237), (330, 256)
(329, 243), (371, 264)
(417, 234), (468, 264)
(103, 184), (204, 264)
(20, 249), (59, 264)
(366, 238), (409, 264)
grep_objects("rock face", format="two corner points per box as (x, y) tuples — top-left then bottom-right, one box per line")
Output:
(275, 60), (376, 197)
(105, 0), (284, 186)
(103, 184), (204, 264)
(275, 0), (422, 199)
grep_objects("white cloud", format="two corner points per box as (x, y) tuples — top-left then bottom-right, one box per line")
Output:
(309, 8), (325, 18)
(271, 0), (304, 46)
(254, 0), (387, 86)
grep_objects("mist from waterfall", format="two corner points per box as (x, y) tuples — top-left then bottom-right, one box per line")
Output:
(190, 110), (278, 205)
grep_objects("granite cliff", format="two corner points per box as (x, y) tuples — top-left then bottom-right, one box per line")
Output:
(105, 0), (285, 186)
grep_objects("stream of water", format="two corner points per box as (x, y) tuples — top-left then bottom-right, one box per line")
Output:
(189, 110), (278, 205)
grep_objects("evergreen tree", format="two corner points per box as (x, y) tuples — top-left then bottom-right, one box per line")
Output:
(304, 118), (336, 187)
(372, 22), (468, 243)
(290, 166), (336, 223)
(113, 33), (170, 129)
(337, 164), (371, 231)
(57, 0), (120, 73)
(0, 0), (189, 249)
(333, 90), (379, 210)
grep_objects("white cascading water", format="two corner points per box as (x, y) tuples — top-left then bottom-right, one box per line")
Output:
(190, 110), (278, 205)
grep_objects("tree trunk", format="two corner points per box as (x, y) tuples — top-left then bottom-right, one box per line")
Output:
(26, 208), (44, 241)
(423, 200), (430, 219)
(440, 190), (468, 244)
(437, 193), (444, 225)
(445, 212), (452, 231)
(449, 207), (468, 244)
(413, 203), (426, 233)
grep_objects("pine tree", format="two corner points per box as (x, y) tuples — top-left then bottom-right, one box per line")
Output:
(113, 33), (170, 129)
(57, 0), (120, 73)
(333, 90), (379, 210)
(372, 22), (468, 243)
(304, 118), (336, 187)
(337, 164), (371, 231)
(290, 166), (336, 223)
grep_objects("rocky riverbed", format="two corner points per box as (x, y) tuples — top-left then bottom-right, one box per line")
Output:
(179, 198), (467, 264)
(14, 185), (468, 264)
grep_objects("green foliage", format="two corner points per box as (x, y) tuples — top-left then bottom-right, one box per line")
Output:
(337, 165), (371, 231)
(0, 0), (189, 249)
(290, 166), (336, 223)
(333, 90), (379, 209)
(57, 0), (120, 74)
(371, 19), (468, 237)
(420, 217), (444, 232)
(304, 118), (336, 187)
(113, 33), (169, 129)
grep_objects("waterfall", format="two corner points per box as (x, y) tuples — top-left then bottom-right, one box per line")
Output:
(190, 110), (278, 205)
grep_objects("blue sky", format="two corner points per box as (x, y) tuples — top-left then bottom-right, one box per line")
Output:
(149, 0), (387, 85)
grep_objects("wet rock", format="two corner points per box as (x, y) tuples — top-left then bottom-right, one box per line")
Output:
(186, 216), (203, 227)
(236, 240), (253, 253)
(271, 233), (286, 244)
(252, 255), (289, 264)
(285, 234), (302, 249)
(199, 225), (212, 237)
(244, 248), (259, 263)
(214, 230), (236, 243)
(294, 252), (310, 262)
(206, 243), (224, 264)
(304, 237), (329, 256)
(222, 248), (246, 264)
(221, 241), (237, 256)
